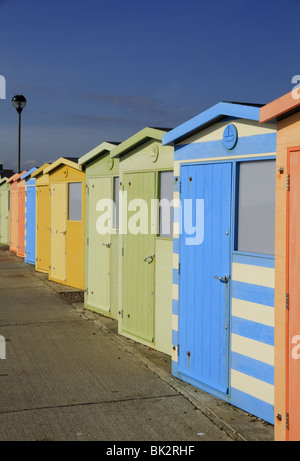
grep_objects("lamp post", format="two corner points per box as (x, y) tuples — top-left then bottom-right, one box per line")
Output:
(12, 95), (26, 174)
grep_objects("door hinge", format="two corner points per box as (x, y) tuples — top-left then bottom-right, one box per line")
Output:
(178, 262), (180, 275)
(177, 344), (180, 356)
(87, 237), (89, 246)
(122, 247), (124, 256)
(287, 174), (290, 191)
(286, 412), (289, 430)
(286, 293), (289, 310)
(179, 181), (182, 194)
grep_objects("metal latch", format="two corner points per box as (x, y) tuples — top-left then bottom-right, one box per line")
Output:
(213, 275), (229, 283)
(144, 255), (154, 264)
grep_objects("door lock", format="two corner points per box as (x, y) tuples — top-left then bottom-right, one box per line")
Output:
(213, 275), (229, 283)
(144, 255), (154, 264)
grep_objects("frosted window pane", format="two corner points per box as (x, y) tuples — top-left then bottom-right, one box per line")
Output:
(237, 160), (275, 255)
(68, 182), (82, 221)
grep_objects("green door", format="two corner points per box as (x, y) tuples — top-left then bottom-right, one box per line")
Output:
(0, 189), (9, 244)
(122, 171), (156, 342)
(87, 177), (112, 312)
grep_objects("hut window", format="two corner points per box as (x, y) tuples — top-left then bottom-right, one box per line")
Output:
(159, 171), (173, 238)
(113, 176), (119, 230)
(237, 160), (275, 255)
(68, 182), (82, 221)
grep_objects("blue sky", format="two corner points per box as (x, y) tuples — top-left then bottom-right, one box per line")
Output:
(0, 0), (299, 171)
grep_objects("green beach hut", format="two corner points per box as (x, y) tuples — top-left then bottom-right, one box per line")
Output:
(111, 127), (174, 355)
(79, 142), (120, 319)
(0, 177), (10, 245)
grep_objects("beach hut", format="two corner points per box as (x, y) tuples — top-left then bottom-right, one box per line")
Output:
(31, 164), (51, 273)
(43, 158), (85, 290)
(163, 102), (277, 423)
(7, 172), (26, 254)
(260, 91), (300, 440)
(79, 142), (120, 319)
(17, 171), (28, 258)
(0, 178), (10, 245)
(110, 127), (174, 355)
(22, 168), (38, 265)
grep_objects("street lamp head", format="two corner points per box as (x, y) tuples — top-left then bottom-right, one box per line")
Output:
(12, 95), (26, 114)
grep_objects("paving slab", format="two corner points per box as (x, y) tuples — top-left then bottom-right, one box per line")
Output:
(0, 396), (232, 442)
(0, 285), (83, 325)
(0, 320), (178, 413)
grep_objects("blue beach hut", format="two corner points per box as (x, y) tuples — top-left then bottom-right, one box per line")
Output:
(22, 168), (37, 265)
(163, 102), (277, 424)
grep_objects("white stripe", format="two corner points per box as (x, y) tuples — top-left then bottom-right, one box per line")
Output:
(173, 253), (179, 270)
(232, 298), (274, 327)
(231, 333), (274, 366)
(172, 283), (179, 301)
(231, 369), (274, 405)
(172, 314), (178, 332)
(232, 263), (274, 288)
(175, 152), (276, 164)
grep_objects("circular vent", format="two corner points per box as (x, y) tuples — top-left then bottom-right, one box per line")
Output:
(150, 143), (159, 163)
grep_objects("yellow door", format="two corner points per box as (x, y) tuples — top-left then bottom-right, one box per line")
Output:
(36, 186), (51, 272)
(50, 183), (67, 281)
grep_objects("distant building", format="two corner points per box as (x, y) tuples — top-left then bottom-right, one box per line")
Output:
(0, 164), (14, 179)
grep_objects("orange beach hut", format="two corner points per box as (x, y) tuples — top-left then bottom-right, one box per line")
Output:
(7, 171), (26, 254)
(260, 90), (300, 441)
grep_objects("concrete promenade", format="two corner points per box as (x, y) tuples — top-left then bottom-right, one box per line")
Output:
(0, 247), (274, 441)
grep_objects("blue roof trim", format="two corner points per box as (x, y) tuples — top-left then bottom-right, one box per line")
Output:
(162, 102), (261, 146)
(21, 167), (37, 180)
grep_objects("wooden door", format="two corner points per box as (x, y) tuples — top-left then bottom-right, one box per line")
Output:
(178, 162), (232, 394)
(0, 189), (9, 244)
(287, 149), (300, 440)
(36, 186), (51, 272)
(17, 186), (25, 257)
(24, 186), (36, 264)
(122, 171), (156, 342)
(50, 183), (67, 281)
(10, 189), (18, 252)
(87, 177), (112, 312)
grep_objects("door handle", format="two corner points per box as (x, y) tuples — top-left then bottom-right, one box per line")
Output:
(102, 243), (111, 248)
(213, 275), (229, 283)
(144, 255), (154, 264)
(60, 231), (67, 235)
